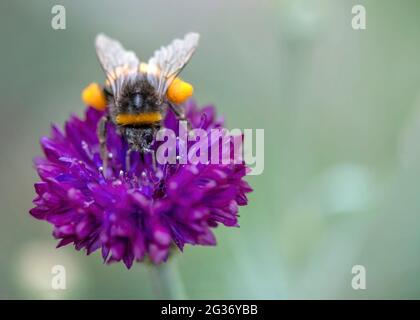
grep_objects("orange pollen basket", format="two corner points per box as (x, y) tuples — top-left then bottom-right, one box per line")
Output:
(115, 112), (162, 125)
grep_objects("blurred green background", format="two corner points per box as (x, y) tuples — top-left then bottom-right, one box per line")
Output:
(1, 0), (420, 299)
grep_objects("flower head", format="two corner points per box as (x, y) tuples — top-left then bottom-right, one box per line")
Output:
(30, 101), (252, 268)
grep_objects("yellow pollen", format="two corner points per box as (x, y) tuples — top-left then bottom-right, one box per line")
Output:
(81, 83), (107, 111)
(166, 78), (194, 104)
(116, 112), (162, 125)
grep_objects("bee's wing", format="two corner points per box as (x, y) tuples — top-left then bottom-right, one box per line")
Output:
(147, 32), (199, 100)
(95, 33), (140, 98)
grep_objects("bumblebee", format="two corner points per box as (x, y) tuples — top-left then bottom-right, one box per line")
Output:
(82, 32), (199, 170)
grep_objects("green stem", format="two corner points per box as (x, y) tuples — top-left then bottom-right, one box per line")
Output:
(153, 258), (187, 299)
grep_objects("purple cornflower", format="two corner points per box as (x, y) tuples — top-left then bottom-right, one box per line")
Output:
(30, 100), (252, 268)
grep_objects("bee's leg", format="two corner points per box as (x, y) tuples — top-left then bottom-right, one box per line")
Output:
(139, 150), (156, 171)
(125, 148), (132, 172)
(150, 149), (157, 170)
(97, 115), (109, 173)
(168, 103), (193, 132)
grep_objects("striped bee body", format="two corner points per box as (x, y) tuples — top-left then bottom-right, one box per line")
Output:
(93, 32), (199, 164)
